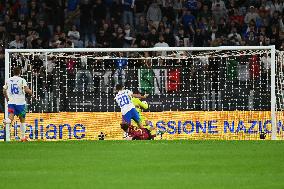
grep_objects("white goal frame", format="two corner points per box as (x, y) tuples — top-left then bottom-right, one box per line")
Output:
(4, 45), (277, 141)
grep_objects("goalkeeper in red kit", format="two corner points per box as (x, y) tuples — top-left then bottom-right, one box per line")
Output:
(121, 123), (154, 140)
(121, 97), (157, 140)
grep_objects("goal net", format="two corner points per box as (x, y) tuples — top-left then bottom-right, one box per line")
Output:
(1, 46), (283, 141)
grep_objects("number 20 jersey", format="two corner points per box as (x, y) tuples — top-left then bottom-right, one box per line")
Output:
(115, 89), (135, 115)
(3, 76), (28, 105)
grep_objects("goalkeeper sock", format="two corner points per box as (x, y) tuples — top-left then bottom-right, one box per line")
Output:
(150, 130), (156, 136)
(20, 123), (26, 140)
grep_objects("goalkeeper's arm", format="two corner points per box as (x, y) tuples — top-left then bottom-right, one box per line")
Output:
(138, 100), (148, 110)
(131, 93), (148, 99)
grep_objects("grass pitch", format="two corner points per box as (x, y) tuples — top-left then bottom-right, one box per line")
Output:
(1, 140), (284, 189)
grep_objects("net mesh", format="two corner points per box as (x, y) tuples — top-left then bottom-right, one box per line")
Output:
(3, 48), (284, 140)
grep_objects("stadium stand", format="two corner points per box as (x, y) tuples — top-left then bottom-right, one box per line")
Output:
(0, 0), (284, 112)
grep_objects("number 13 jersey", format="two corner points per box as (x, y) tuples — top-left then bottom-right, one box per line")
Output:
(3, 76), (28, 105)
(115, 89), (135, 115)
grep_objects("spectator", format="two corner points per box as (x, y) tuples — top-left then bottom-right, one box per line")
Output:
(211, 0), (227, 24)
(10, 21), (19, 38)
(193, 27), (206, 47)
(32, 37), (44, 48)
(164, 27), (176, 47)
(74, 55), (94, 92)
(260, 52), (271, 90)
(244, 6), (260, 25)
(147, 27), (159, 47)
(19, 23), (28, 37)
(161, 0), (175, 22)
(0, 0), (283, 52)
(49, 34), (61, 48)
(68, 25), (82, 47)
(186, 0), (198, 16)
(197, 17), (210, 32)
(263, 36), (271, 46)
(230, 8), (244, 27)
(270, 25), (280, 47)
(227, 0), (237, 16)
(260, 53), (271, 73)
(157, 21), (166, 33)
(53, 0), (65, 28)
(134, 0), (146, 26)
(123, 23), (136, 47)
(244, 21), (256, 38)
(266, 0), (283, 16)
(139, 39), (149, 48)
(32, 55), (44, 75)
(175, 28), (189, 46)
(279, 14), (284, 33)
(43, 56), (56, 112)
(112, 26), (125, 48)
(86, 41), (95, 48)
(103, 23), (112, 39)
(96, 28), (111, 48)
(147, 2), (162, 29)
(26, 20), (35, 34)
(258, 34), (266, 46)
(54, 25), (64, 36)
(182, 9), (196, 34)
(245, 31), (258, 45)
(173, 0), (183, 22)
(18, 2), (29, 16)
(154, 35), (169, 56)
(197, 4), (211, 20)
(208, 26), (221, 46)
(114, 52), (128, 86)
(9, 34), (24, 49)
(218, 17), (230, 35)
(44, 56), (56, 76)
(80, 0), (93, 45)
(271, 10), (281, 26)
(279, 41), (284, 51)
(66, 40), (74, 48)
(36, 20), (51, 47)
(136, 16), (148, 37)
(66, 0), (79, 13)
(258, 26), (268, 37)
(0, 24), (9, 47)
(228, 27), (242, 45)
(155, 35), (169, 47)
(93, 0), (107, 30)
(122, 0), (135, 27)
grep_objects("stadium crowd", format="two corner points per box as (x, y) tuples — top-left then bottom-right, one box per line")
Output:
(0, 0), (283, 112)
(0, 0), (283, 74)
(0, 0), (284, 51)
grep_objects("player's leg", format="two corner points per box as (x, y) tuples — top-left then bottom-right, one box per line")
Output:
(19, 117), (27, 141)
(18, 105), (27, 141)
(122, 112), (132, 126)
(3, 104), (15, 141)
(121, 111), (133, 139)
(4, 104), (15, 126)
(131, 108), (144, 129)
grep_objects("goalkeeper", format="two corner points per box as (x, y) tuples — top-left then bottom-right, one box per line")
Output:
(131, 97), (155, 135)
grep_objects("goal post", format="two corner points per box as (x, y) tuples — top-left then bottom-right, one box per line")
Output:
(4, 50), (9, 141)
(271, 45), (276, 140)
(2, 45), (280, 141)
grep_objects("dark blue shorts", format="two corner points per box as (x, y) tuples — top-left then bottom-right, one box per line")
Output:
(8, 104), (26, 118)
(122, 108), (141, 125)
